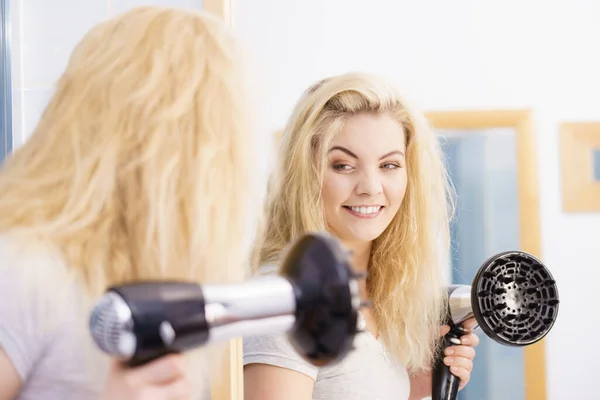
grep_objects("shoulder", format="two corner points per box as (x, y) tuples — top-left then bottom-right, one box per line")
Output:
(0, 233), (88, 379)
(0, 233), (77, 302)
(0, 233), (67, 273)
(243, 333), (319, 381)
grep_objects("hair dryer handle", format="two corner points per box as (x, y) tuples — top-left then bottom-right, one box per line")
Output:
(431, 329), (463, 400)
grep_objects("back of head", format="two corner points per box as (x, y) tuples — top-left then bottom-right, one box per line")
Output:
(0, 6), (260, 296)
(259, 71), (453, 372)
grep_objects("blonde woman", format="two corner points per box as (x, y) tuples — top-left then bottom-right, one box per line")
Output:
(244, 72), (479, 400)
(0, 6), (262, 400)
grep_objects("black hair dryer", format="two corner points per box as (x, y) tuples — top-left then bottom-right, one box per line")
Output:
(89, 232), (365, 368)
(432, 251), (560, 400)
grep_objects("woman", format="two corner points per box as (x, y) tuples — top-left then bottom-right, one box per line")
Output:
(244, 72), (479, 400)
(0, 6), (262, 400)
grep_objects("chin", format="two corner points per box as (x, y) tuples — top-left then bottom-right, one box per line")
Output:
(346, 228), (386, 243)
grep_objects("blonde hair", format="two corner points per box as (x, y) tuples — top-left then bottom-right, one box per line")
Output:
(0, 6), (260, 303)
(258, 72), (453, 372)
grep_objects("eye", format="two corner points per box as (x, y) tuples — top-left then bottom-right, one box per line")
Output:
(332, 163), (354, 171)
(381, 163), (401, 170)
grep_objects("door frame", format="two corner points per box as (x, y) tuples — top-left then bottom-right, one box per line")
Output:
(424, 109), (546, 400)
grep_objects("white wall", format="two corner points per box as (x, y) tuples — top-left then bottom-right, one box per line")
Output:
(233, 0), (600, 399)
(9, 0), (204, 147)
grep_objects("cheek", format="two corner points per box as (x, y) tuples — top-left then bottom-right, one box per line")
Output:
(322, 172), (352, 210)
(386, 173), (408, 205)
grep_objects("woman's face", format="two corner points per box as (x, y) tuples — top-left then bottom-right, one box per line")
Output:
(321, 112), (408, 246)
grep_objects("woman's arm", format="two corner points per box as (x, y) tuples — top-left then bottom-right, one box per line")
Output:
(0, 262), (47, 400)
(244, 364), (315, 400)
(0, 349), (21, 400)
(243, 331), (318, 400)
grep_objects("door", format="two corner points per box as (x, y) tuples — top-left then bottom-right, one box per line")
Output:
(437, 127), (526, 400)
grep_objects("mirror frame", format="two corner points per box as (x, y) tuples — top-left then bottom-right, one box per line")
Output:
(559, 121), (600, 212)
(0, 0), (12, 162)
(202, 2), (242, 399)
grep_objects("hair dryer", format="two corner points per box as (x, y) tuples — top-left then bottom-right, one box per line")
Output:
(432, 250), (560, 400)
(89, 232), (365, 367)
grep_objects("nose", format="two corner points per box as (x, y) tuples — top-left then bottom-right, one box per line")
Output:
(355, 168), (383, 196)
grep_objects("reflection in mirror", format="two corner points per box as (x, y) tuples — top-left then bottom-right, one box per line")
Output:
(593, 149), (600, 182)
(0, 0), (12, 163)
(437, 128), (524, 400)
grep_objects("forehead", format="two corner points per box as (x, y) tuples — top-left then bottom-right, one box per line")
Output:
(331, 113), (406, 153)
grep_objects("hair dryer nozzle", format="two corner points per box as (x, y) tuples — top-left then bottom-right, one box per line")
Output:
(433, 251), (559, 400)
(472, 251), (559, 346)
(280, 232), (360, 366)
(89, 232), (362, 368)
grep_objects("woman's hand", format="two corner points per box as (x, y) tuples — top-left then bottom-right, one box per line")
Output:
(439, 317), (480, 390)
(102, 354), (192, 400)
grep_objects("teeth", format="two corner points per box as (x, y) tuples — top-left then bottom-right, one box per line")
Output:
(350, 206), (381, 215)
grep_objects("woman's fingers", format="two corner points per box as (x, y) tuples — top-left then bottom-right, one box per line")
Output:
(131, 355), (187, 385)
(139, 377), (193, 400)
(102, 354), (192, 400)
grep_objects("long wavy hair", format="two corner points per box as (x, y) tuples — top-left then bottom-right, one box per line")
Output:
(0, 6), (260, 290)
(0, 7), (262, 386)
(257, 72), (453, 373)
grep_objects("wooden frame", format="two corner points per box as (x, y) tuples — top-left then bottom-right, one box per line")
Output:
(203, 2), (242, 400)
(425, 109), (546, 400)
(204, 0), (234, 27)
(559, 122), (600, 212)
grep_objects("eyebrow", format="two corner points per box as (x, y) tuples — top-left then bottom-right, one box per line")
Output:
(328, 146), (405, 160)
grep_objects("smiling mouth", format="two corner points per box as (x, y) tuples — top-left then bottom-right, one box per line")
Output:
(343, 205), (384, 218)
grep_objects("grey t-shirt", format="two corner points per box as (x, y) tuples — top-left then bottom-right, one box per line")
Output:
(0, 235), (107, 400)
(243, 266), (411, 400)
(0, 234), (212, 400)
